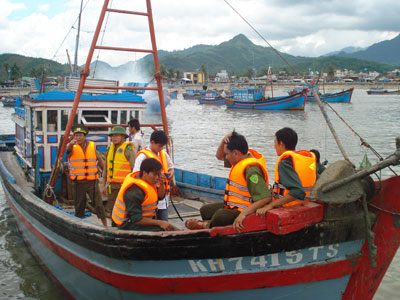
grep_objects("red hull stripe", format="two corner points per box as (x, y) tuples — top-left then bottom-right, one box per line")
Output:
(7, 191), (353, 294)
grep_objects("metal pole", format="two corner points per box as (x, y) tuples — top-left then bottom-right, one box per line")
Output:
(73, 0), (84, 76)
(312, 90), (351, 163)
(44, 0), (111, 203)
(146, 0), (169, 136)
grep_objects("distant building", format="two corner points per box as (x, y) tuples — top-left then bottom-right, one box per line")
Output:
(215, 70), (229, 82)
(183, 72), (205, 84)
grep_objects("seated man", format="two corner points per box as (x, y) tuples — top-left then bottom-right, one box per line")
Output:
(256, 127), (317, 217)
(185, 131), (271, 232)
(310, 149), (326, 175)
(112, 158), (174, 231)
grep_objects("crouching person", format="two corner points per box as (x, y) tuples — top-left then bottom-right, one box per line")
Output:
(111, 158), (175, 231)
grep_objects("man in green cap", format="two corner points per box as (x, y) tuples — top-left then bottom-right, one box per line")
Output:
(67, 124), (107, 226)
(102, 126), (137, 216)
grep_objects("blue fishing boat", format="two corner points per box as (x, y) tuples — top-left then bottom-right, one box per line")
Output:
(366, 87), (400, 95)
(290, 85), (354, 103)
(225, 89), (307, 110)
(1, 1), (400, 299)
(183, 89), (202, 100)
(2, 96), (18, 107)
(167, 90), (178, 99)
(198, 90), (226, 105)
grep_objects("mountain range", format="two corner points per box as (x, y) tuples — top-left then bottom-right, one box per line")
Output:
(0, 33), (398, 81)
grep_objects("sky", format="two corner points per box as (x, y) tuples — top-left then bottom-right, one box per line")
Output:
(1, 0), (399, 67)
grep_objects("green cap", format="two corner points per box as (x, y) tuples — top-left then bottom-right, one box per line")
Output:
(109, 126), (129, 137)
(72, 124), (88, 135)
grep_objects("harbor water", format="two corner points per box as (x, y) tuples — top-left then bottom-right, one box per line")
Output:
(0, 89), (399, 299)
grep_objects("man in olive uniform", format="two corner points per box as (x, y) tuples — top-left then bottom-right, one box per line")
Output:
(67, 124), (107, 226)
(102, 126), (136, 215)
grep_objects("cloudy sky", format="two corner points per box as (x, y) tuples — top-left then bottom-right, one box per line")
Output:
(1, 0), (399, 67)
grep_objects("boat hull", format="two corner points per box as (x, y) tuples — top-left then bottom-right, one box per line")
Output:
(307, 88), (354, 103)
(367, 90), (400, 95)
(2, 157), (400, 299)
(198, 97), (225, 105)
(226, 91), (306, 110)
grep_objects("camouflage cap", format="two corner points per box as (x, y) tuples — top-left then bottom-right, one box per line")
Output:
(108, 126), (129, 137)
(72, 124), (88, 135)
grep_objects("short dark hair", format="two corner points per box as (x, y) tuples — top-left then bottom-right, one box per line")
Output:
(310, 149), (320, 163)
(275, 127), (297, 150)
(128, 118), (140, 131)
(226, 131), (248, 155)
(150, 130), (168, 145)
(140, 158), (162, 177)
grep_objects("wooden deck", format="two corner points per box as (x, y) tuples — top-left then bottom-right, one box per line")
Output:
(0, 151), (203, 229)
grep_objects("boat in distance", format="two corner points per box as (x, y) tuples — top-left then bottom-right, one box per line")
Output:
(225, 89), (307, 110)
(289, 85), (354, 103)
(366, 87), (400, 95)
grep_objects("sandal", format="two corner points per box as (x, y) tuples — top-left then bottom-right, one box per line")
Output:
(185, 219), (206, 230)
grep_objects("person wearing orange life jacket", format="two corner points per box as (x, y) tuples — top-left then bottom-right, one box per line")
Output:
(133, 130), (174, 222)
(256, 127), (317, 217)
(185, 131), (271, 232)
(111, 158), (174, 231)
(101, 126), (137, 215)
(67, 124), (107, 227)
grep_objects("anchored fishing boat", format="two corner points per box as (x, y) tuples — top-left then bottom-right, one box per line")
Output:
(1, 1), (400, 299)
(290, 85), (354, 103)
(198, 90), (226, 105)
(225, 89), (307, 110)
(366, 87), (400, 95)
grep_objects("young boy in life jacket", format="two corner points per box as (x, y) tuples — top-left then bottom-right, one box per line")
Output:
(132, 130), (174, 221)
(101, 126), (137, 216)
(185, 131), (272, 232)
(67, 124), (107, 226)
(111, 158), (174, 231)
(256, 127), (317, 217)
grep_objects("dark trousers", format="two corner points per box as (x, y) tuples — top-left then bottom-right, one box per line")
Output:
(200, 202), (240, 228)
(72, 179), (106, 219)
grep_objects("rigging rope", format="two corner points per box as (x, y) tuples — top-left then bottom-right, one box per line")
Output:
(50, 0), (91, 62)
(223, 0), (300, 77)
(92, 0), (114, 78)
(324, 101), (398, 176)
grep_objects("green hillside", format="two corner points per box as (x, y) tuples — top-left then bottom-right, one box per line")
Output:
(0, 53), (69, 80)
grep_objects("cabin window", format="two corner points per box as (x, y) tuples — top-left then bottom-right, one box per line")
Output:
(120, 111), (127, 124)
(130, 110), (139, 120)
(61, 110), (78, 130)
(36, 111), (43, 131)
(81, 110), (111, 132)
(111, 111), (118, 124)
(47, 110), (58, 132)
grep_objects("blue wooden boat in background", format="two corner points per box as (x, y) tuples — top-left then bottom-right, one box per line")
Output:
(198, 90), (226, 105)
(183, 89), (202, 100)
(290, 85), (354, 103)
(226, 89), (307, 110)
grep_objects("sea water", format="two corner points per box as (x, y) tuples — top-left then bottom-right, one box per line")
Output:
(0, 89), (399, 299)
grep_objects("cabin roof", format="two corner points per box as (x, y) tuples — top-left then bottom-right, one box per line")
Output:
(29, 90), (145, 102)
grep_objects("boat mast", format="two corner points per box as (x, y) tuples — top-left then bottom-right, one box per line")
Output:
(43, 0), (168, 203)
(73, 0), (83, 76)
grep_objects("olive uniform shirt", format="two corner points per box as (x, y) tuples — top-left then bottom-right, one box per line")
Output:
(102, 143), (137, 189)
(119, 184), (163, 232)
(277, 157), (305, 200)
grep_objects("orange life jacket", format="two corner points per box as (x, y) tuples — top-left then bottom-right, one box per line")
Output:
(224, 149), (269, 211)
(137, 147), (170, 194)
(68, 141), (99, 180)
(111, 172), (158, 226)
(273, 150), (316, 207)
(106, 142), (134, 183)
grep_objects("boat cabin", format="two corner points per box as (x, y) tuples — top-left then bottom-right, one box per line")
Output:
(11, 90), (146, 193)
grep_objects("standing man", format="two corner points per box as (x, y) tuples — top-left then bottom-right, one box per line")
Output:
(185, 131), (271, 232)
(112, 158), (174, 231)
(133, 130), (174, 221)
(102, 126), (136, 215)
(256, 127), (317, 217)
(128, 118), (144, 152)
(67, 124), (107, 227)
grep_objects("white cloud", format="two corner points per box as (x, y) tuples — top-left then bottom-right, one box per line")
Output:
(0, 0), (399, 66)
(38, 4), (49, 12)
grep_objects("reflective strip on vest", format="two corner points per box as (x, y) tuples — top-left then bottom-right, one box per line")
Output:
(224, 201), (249, 210)
(226, 179), (249, 192)
(225, 190), (252, 202)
